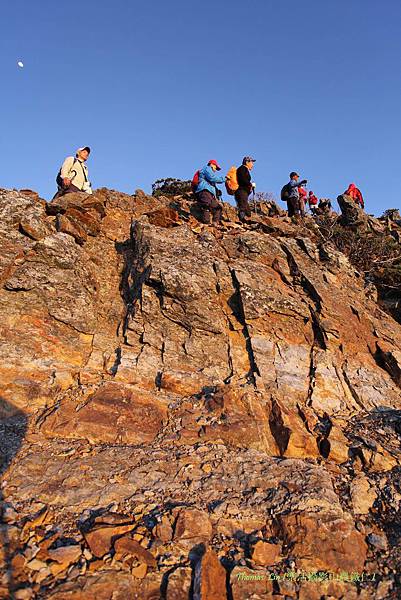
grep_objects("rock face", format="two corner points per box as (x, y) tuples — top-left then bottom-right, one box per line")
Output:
(1, 186), (401, 599)
(338, 193), (368, 226)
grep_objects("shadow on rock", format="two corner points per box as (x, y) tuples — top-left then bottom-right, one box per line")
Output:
(0, 398), (28, 599)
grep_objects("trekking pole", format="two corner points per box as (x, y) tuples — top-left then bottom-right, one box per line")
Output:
(252, 189), (257, 215)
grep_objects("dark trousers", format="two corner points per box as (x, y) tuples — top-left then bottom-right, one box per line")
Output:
(52, 184), (82, 200)
(299, 198), (305, 218)
(195, 190), (222, 224)
(287, 196), (300, 218)
(234, 188), (252, 221)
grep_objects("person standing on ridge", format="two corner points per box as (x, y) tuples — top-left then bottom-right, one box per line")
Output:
(298, 184), (307, 217)
(285, 171), (308, 218)
(53, 146), (92, 198)
(235, 156), (256, 222)
(344, 183), (364, 209)
(194, 159), (225, 225)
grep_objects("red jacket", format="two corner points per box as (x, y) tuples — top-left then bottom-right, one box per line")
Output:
(308, 192), (318, 206)
(345, 183), (364, 208)
(299, 186), (307, 199)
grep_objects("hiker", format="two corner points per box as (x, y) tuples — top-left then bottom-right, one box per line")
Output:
(235, 156), (256, 222)
(344, 183), (364, 209)
(53, 146), (92, 198)
(308, 191), (318, 209)
(314, 198), (332, 215)
(282, 172), (308, 218)
(298, 185), (307, 217)
(194, 159), (225, 225)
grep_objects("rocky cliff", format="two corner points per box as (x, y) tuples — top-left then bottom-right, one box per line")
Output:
(1, 187), (401, 599)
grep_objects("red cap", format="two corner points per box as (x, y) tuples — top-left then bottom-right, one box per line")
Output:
(208, 159), (221, 170)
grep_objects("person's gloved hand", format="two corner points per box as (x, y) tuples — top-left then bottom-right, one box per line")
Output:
(251, 182), (256, 189)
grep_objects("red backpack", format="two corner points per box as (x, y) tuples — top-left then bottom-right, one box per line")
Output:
(191, 170), (200, 193)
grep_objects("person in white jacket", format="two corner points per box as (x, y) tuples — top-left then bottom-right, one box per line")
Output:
(54, 146), (92, 198)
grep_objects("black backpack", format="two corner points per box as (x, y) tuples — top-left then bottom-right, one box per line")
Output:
(56, 158), (77, 189)
(280, 183), (291, 201)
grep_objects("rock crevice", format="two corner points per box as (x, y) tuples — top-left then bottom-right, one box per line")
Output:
(1, 187), (401, 599)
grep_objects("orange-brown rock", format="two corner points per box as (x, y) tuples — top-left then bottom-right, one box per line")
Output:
(2, 187), (401, 600)
(114, 536), (157, 567)
(193, 548), (227, 600)
(350, 474), (377, 514)
(63, 206), (101, 237)
(174, 509), (212, 546)
(269, 397), (319, 458)
(176, 386), (278, 453)
(45, 571), (156, 599)
(166, 567), (192, 600)
(297, 580), (361, 600)
(93, 512), (133, 526)
(159, 369), (211, 396)
(326, 423), (350, 464)
(41, 382), (168, 445)
(251, 540), (280, 566)
(56, 212), (88, 245)
(230, 567), (274, 600)
(131, 562), (148, 578)
(154, 515), (173, 542)
(277, 512), (367, 572)
(11, 552), (27, 576)
(146, 206), (180, 227)
(83, 523), (135, 558)
(47, 544), (82, 566)
(215, 517), (266, 538)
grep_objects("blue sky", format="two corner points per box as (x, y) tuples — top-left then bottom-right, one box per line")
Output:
(1, 0), (400, 214)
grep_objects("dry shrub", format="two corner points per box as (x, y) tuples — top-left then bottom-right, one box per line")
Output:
(152, 178), (192, 197)
(313, 213), (401, 318)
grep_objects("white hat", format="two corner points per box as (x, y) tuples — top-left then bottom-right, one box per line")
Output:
(76, 146), (91, 155)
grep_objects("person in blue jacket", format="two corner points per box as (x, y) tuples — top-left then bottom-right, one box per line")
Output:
(287, 171), (308, 218)
(194, 159), (225, 225)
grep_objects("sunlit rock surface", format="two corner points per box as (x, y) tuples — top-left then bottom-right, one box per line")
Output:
(1, 186), (401, 599)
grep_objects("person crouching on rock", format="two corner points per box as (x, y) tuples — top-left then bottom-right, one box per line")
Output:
(54, 146), (92, 199)
(344, 183), (364, 210)
(308, 190), (318, 209)
(235, 156), (256, 222)
(194, 159), (225, 225)
(287, 171), (308, 219)
(318, 198), (332, 214)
